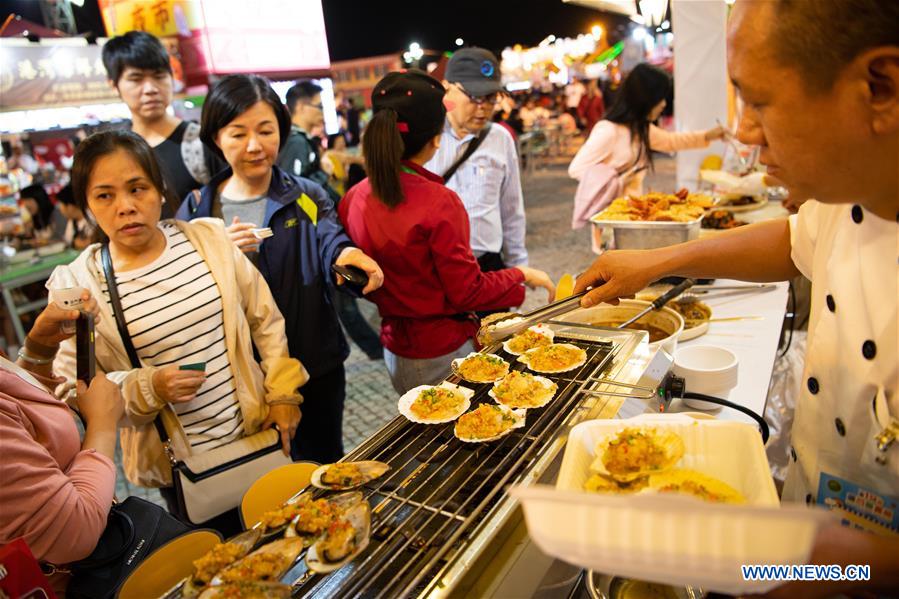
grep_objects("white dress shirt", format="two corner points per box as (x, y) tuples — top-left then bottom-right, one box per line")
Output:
(425, 119), (528, 267)
(783, 201), (897, 534)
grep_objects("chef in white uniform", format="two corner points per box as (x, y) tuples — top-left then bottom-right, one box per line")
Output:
(574, 0), (899, 596)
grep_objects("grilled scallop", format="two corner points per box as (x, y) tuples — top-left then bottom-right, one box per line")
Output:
(306, 501), (372, 573)
(211, 538), (304, 585)
(591, 427), (685, 483)
(311, 461), (390, 490)
(182, 528), (262, 596)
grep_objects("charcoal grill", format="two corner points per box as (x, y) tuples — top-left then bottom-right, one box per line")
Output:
(282, 322), (650, 598)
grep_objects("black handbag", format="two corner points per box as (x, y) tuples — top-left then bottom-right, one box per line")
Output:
(61, 496), (190, 598)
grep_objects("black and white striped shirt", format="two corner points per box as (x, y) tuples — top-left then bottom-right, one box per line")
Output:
(98, 223), (243, 450)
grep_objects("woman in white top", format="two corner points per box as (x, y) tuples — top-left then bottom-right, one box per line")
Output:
(50, 130), (306, 534)
(568, 63), (727, 196)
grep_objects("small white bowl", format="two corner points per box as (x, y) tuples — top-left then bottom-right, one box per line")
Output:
(672, 345), (739, 410)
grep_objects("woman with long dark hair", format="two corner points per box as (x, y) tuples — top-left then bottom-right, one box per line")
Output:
(338, 70), (555, 394)
(49, 129), (305, 534)
(568, 63), (728, 195)
(176, 74), (383, 464)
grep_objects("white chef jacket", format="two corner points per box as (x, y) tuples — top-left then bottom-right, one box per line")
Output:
(783, 201), (898, 533)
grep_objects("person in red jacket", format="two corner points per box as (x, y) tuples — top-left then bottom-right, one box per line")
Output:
(578, 79), (606, 133)
(339, 70), (554, 394)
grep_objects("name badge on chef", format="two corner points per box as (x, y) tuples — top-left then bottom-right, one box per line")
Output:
(817, 472), (899, 536)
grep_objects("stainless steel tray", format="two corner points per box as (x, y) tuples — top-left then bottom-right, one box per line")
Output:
(590, 216), (702, 250)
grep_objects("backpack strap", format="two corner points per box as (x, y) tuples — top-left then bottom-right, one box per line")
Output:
(181, 121), (212, 185)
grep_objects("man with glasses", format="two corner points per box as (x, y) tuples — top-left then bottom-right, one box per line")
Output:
(279, 81), (338, 201)
(426, 48), (529, 281)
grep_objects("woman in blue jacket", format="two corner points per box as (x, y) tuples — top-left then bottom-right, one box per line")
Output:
(177, 74), (383, 463)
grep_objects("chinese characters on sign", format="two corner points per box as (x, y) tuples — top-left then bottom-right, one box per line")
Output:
(0, 43), (118, 110)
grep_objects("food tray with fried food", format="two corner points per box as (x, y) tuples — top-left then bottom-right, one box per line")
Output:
(510, 414), (833, 595)
(590, 189), (714, 225)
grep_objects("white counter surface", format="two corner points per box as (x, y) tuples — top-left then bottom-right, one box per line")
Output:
(667, 278), (790, 426)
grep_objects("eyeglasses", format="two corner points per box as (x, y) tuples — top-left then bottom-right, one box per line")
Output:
(306, 102), (324, 111)
(452, 83), (500, 106)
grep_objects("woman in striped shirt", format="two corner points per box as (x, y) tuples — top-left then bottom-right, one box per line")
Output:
(50, 130), (306, 530)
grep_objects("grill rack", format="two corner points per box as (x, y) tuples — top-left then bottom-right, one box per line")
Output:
(281, 326), (634, 599)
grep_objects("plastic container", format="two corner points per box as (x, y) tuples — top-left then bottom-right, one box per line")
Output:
(590, 216), (702, 250)
(672, 345), (739, 411)
(510, 414), (832, 595)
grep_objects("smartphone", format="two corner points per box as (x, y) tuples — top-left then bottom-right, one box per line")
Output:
(75, 313), (95, 384)
(331, 264), (369, 287)
(179, 363), (206, 372)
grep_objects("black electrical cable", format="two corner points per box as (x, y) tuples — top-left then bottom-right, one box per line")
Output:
(778, 279), (796, 358)
(681, 392), (770, 444)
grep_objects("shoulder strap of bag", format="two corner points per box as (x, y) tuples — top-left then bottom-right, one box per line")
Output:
(181, 121), (212, 185)
(100, 245), (171, 446)
(442, 124), (490, 183)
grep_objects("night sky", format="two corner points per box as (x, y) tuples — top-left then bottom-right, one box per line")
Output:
(3, 0), (630, 61)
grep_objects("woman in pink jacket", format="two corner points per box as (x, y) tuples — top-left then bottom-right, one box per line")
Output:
(568, 63), (728, 197)
(0, 295), (123, 572)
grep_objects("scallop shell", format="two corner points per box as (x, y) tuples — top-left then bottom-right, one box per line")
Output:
(583, 473), (649, 495)
(646, 468), (745, 504)
(182, 528), (262, 596)
(311, 460), (390, 491)
(451, 352), (511, 383)
(453, 404), (526, 443)
(488, 372), (558, 409)
(210, 537), (304, 585)
(306, 501), (371, 574)
(197, 581), (291, 599)
(501, 324), (555, 356)
(590, 427), (685, 483)
(397, 382), (474, 424)
(256, 491), (314, 536)
(284, 490), (363, 541)
(517, 343), (588, 374)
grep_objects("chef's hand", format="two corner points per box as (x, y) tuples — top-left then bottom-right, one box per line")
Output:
(152, 365), (206, 404)
(515, 266), (556, 303)
(573, 250), (658, 307)
(740, 523), (899, 599)
(29, 289), (100, 347)
(336, 247), (384, 295)
(226, 216), (260, 254)
(262, 403), (301, 456)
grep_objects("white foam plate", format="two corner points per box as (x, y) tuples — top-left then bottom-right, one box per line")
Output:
(501, 324), (555, 356)
(517, 343), (587, 374)
(510, 414), (833, 595)
(397, 382), (474, 424)
(451, 352), (510, 383)
(453, 404), (526, 443)
(488, 373), (558, 409)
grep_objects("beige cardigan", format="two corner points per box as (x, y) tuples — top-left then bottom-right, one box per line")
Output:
(51, 218), (308, 487)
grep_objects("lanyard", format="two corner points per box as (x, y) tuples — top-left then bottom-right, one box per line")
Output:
(400, 165), (419, 177)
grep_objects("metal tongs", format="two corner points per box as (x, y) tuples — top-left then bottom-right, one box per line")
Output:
(475, 290), (590, 346)
(476, 278), (696, 346)
(617, 278), (695, 328)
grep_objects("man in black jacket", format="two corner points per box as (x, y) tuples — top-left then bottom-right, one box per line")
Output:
(278, 81), (339, 202)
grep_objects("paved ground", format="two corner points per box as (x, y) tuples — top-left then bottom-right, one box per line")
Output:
(115, 147), (678, 504)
